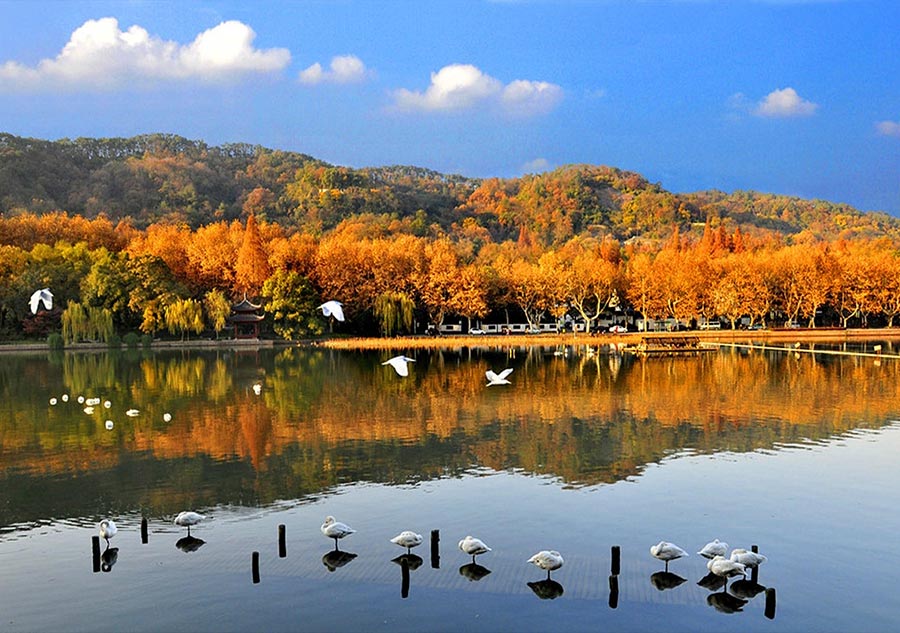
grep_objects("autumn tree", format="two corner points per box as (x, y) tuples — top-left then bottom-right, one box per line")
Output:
(234, 214), (271, 297)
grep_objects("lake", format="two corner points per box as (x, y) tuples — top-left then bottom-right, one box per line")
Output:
(2, 343), (899, 632)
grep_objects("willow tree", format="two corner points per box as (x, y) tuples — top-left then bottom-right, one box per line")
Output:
(203, 289), (231, 338)
(61, 302), (88, 344)
(374, 291), (415, 336)
(164, 298), (204, 341)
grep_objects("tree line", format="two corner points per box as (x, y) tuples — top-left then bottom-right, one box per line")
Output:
(2, 209), (900, 343)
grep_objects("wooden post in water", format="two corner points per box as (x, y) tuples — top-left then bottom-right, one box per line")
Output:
(765, 587), (777, 619)
(141, 517), (148, 544)
(91, 536), (101, 573)
(751, 544), (760, 583)
(278, 524), (286, 558)
(401, 558), (410, 598)
(608, 575), (619, 609)
(610, 545), (620, 576)
(430, 529), (440, 569)
(251, 551), (260, 584)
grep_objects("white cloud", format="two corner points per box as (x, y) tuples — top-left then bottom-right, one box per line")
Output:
(392, 63), (562, 116)
(753, 87), (818, 118)
(876, 120), (900, 138)
(521, 157), (551, 174)
(0, 17), (290, 91)
(299, 55), (368, 85)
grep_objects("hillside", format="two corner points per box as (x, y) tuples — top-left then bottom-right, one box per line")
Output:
(1, 132), (897, 245)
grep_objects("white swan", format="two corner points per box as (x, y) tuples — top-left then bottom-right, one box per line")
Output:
(319, 300), (345, 322)
(125, 409), (139, 417)
(708, 554), (746, 579)
(99, 518), (117, 544)
(650, 541), (688, 571)
(485, 368), (513, 386)
(49, 397), (57, 405)
(730, 548), (768, 568)
(382, 355), (416, 377)
(698, 539), (729, 559)
(77, 396), (85, 404)
(61, 394), (69, 402)
(29, 288), (53, 314)
(321, 516), (356, 549)
(163, 413), (172, 422)
(105, 420), (114, 430)
(103, 400), (111, 409)
(459, 535), (491, 562)
(527, 550), (564, 579)
(390, 530), (423, 554)
(174, 511), (205, 535)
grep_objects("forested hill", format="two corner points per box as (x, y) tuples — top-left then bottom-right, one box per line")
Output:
(1, 132), (897, 245)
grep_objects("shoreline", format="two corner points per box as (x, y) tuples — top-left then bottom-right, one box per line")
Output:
(2, 327), (899, 354)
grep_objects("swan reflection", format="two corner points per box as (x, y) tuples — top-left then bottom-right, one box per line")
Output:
(322, 549), (357, 572)
(697, 571), (727, 592)
(391, 553), (424, 571)
(729, 578), (767, 600)
(100, 547), (118, 572)
(175, 535), (206, 553)
(458, 562), (491, 582)
(707, 590), (748, 613)
(650, 571), (687, 591)
(527, 579), (565, 600)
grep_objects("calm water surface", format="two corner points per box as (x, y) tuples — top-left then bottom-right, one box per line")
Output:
(1, 344), (899, 632)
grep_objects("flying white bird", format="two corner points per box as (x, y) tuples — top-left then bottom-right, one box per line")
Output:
(174, 511), (205, 536)
(390, 530), (423, 554)
(486, 368), (514, 386)
(650, 541), (689, 571)
(382, 355), (416, 377)
(29, 288), (53, 314)
(99, 519), (118, 544)
(321, 516), (356, 550)
(459, 535), (491, 563)
(698, 539), (729, 559)
(319, 301), (345, 322)
(730, 548), (768, 568)
(527, 550), (564, 579)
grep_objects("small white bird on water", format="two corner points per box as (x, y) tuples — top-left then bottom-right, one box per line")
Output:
(321, 516), (356, 550)
(163, 412), (172, 422)
(125, 409), (139, 417)
(730, 548), (767, 568)
(390, 530), (423, 554)
(99, 518), (117, 545)
(105, 420), (114, 430)
(698, 539), (729, 559)
(83, 406), (95, 415)
(459, 535), (491, 563)
(49, 397), (58, 406)
(61, 394), (69, 402)
(382, 355), (416, 377)
(650, 541), (688, 571)
(252, 383), (262, 395)
(29, 288), (53, 314)
(319, 300), (345, 322)
(708, 554), (746, 579)
(528, 550), (564, 579)
(485, 368), (513, 386)
(174, 511), (205, 536)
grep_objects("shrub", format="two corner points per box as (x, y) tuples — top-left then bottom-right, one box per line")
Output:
(47, 332), (64, 350)
(123, 332), (141, 348)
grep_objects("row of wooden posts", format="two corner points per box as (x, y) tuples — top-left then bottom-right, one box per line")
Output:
(91, 521), (775, 616)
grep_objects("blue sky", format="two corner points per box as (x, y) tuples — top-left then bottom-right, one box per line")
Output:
(1, 0), (898, 214)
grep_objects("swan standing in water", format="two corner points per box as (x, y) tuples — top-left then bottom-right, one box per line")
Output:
(485, 368), (513, 386)
(707, 554), (746, 580)
(698, 539), (729, 559)
(730, 548), (768, 568)
(527, 550), (564, 579)
(650, 541), (688, 571)
(174, 511), (205, 536)
(458, 535), (491, 562)
(321, 516), (356, 550)
(390, 530), (423, 554)
(99, 519), (117, 545)
(382, 356), (416, 377)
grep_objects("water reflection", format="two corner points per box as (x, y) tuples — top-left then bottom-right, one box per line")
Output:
(696, 571), (727, 591)
(706, 590), (748, 614)
(527, 579), (565, 600)
(650, 571), (688, 591)
(729, 578), (766, 600)
(458, 562), (491, 582)
(175, 536), (206, 553)
(2, 346), (900, 528)
(100, 547), (118, 572)
(322, 550), (357, 572)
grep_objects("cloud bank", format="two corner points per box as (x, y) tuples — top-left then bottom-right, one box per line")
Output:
(754, 87), (818, 118)
(299, 55), (369, 85)
(392, 63), (562, 116)
(876, 120), (900, 138)
(0, 17), (290, 91)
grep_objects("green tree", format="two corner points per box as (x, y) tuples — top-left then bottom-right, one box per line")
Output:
(203, 289), (231, 338)
(260, 270), (323, 340)
(374, 291), (416, 336)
